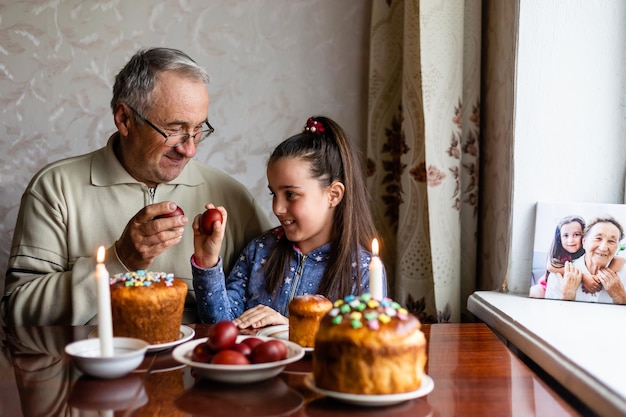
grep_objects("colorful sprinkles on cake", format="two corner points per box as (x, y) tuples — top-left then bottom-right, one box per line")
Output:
(111, 270), (176, 287)
(328, 294), (409, 329)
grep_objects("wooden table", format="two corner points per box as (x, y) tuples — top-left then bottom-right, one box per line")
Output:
(0, 323), (586, 416)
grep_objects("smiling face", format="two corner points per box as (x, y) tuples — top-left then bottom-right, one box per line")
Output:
(267, 157), (337, 254)
(583, 222), (621, 273)
(559, 221), (583, 254)
(114, 71), (209, 187)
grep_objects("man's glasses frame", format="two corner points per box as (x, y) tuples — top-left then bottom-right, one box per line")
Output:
(128, 105), (214, 147)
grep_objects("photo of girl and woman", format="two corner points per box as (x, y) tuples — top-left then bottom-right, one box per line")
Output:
(530, 202), (626, 305)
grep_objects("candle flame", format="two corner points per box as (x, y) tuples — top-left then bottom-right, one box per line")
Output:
(97, 246), (105, 263)
(372, 238), (379, 256)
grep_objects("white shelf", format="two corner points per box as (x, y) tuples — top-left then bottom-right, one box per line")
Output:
(468, 291), (626, 417)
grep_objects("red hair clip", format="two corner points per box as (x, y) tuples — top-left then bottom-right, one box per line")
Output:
(304, 117), (325, 133)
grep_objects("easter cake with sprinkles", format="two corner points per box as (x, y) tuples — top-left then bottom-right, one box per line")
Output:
(312, 294), (426, 395)
(109, 270), (187, 345)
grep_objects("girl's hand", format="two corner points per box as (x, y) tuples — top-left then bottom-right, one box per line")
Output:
(192, 204), (227, 268)
(233, 305), (288, 329)
(581, 273), (602, 294)
(597, 268), (626, 304)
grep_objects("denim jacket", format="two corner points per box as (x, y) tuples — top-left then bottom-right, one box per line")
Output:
(192, 227), (387, 323)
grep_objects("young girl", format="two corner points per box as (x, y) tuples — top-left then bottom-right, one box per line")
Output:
(546, 215), (586, 274)
(530, 216), (586, 298)
(191, 116), (386, 328)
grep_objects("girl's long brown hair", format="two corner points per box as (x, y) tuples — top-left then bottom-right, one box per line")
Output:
(263, 116), (377, 300)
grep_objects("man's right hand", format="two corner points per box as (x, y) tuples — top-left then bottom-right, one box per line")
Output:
(115, 201), (187, 270)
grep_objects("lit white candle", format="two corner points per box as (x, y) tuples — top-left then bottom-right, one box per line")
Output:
(369, 238), (384, 300)
(96, 246), (114, 357)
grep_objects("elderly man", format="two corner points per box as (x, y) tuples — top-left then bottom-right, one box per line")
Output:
(3, 47), (272, 325)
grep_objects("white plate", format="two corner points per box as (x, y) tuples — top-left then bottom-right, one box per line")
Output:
(89, 325), (195, 353)
(171, 335), (305, 383)
(304, 374), (434, 407)
(257, 325), (314, 352)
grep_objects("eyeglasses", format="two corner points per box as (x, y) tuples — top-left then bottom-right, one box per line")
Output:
(128, 105), (214, 147)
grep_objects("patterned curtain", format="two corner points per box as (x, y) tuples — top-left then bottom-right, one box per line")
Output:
(367, 0), (482, 323)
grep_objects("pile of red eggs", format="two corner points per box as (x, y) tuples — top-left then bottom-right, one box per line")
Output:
(192, 321), (288, 365)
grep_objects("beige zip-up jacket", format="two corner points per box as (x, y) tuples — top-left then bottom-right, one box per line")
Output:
(2, 134), (271, 326)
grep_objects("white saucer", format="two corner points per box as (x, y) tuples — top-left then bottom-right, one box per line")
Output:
(257, 325), (313, 353)
(172, 335), (305, 384)
(89, 325), (195, 353)
(304, 374), (434, 406)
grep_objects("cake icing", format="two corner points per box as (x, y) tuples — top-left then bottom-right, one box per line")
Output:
(111, 270), (177, 286)
(327, 294), (410, 329)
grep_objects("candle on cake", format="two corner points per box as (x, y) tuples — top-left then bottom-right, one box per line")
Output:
(96, 246), (114, 357)
(369, 238), (384, 300)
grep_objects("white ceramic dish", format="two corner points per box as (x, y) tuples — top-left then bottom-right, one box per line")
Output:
(257, 324), (314, 353)
(304, 374), (435, 407)
(172, 335), (305, 383)
(65, 337), (149, 379)
(89, 325), (195, 352)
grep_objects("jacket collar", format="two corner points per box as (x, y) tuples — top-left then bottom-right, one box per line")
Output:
(271, 227), (333, 261)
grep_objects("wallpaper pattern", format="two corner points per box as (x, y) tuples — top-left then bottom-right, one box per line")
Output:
(0, 1), (370, 275)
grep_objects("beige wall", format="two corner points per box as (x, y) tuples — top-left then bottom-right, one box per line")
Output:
(0, 1), (371, 274)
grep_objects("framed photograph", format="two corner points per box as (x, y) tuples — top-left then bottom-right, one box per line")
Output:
(530, 202), (626, 304)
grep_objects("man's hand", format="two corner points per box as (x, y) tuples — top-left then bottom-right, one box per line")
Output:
(115, 201), (187, 270)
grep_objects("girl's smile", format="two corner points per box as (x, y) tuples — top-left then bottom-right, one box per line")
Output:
(267, 158), (338, 255)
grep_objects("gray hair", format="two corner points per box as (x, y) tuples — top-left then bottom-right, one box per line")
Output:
(584, 216), (625, 242)
(110, 47), (210, 115)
